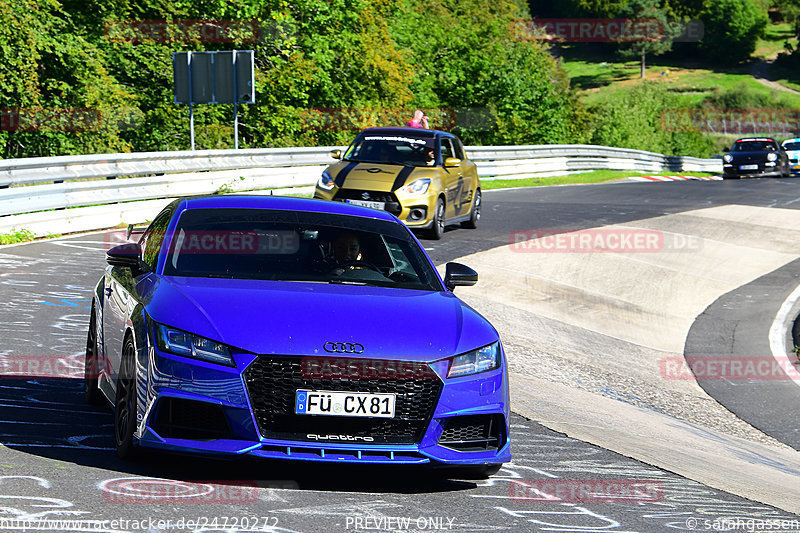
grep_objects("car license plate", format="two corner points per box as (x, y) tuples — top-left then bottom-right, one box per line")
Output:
(295, 390), (395, 418)
(740, 164), (758, 170)
(345, 199), (385, 210)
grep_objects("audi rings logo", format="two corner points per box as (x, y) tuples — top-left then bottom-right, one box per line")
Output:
(323, 342), (364, 354)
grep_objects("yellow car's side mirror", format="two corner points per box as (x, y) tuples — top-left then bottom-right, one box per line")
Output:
(444, 157), (461, 167)
(330, 149), (342, 160)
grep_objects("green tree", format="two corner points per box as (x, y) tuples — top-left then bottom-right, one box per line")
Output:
(699, 0), (768, 64)
(617, 0), (680, 79)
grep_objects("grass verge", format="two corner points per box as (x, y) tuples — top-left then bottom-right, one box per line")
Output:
(480, 170), (715, 190)
(0, 229), (36, 245)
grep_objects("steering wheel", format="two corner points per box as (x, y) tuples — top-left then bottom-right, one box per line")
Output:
(336, 260), (383, 274)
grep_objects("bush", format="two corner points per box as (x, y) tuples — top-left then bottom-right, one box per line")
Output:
(589, 82), (714, 157)
(702, 83), (796, 110)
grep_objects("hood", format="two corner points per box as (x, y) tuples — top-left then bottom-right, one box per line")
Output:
(330, 161), (432, 192)
(146, 276), (497, 362)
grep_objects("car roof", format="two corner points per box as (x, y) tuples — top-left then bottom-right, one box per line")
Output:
(174, 195), (398, 222)
(356, 126), (449, 138)
(782, 138), (800, 144)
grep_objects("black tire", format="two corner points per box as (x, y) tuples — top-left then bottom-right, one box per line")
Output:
(426, 198), (445, 240)
(114, 338), (139, 460)
(84, 304), (105, 406)
(461, 188), (481, 229)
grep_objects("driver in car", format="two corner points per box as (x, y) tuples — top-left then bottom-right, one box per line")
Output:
(330, 233), (364, 275)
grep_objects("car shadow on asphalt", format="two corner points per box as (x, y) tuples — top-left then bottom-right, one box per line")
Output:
(0, 377), (478, 494)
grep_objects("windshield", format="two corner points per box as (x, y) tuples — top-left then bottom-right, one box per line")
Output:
(783, 142), (800, 151)
(343, 134), (437, 167)
(732, 141), (777, 152)
(163, 208), (442, 291)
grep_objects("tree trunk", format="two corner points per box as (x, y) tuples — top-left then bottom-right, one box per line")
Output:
(640, 49), (646, 79)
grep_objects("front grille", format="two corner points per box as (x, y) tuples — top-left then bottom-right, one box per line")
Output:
(333, 190), (402, 216)
(152, 397), (233, 441)
(244, 356), (443, 445)
(438, 414), (505, 452)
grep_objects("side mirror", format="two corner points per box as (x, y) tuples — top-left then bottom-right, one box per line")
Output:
(444, 262), (478, 291)
(722, 147), (729, 152)
(107, 243), (143, 274)
(330, 149), (342, 160)
(444, 157), (461, 168)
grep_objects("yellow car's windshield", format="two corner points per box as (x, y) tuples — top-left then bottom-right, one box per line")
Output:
(344, 135), (437, 167)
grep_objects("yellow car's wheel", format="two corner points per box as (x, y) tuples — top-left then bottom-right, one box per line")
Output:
(426, 198), (445, 240)
(461, 189), (481, 229)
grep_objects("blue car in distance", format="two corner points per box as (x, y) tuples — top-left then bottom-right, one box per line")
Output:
(85, 195), (510, 476)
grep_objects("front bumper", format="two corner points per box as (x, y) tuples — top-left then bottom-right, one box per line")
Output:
(314, 187), (438, 229)
(138, 346), (511, 466)
(722, 163), (783, 178)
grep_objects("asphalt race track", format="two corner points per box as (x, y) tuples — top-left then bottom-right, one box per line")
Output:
(2, 177), (800, 532)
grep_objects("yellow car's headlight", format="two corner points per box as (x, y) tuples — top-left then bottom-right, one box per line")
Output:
(447, 342), (500, 378)
(402, 178), (431, 195)
(318, 170), (335, 191)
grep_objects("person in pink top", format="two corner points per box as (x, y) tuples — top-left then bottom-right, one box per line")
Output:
(405, 109), (429, 129)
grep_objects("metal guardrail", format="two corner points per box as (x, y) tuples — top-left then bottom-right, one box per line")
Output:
(0, 144), (722, 236)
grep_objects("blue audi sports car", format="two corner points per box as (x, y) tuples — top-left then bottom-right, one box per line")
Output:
(85, 195), (510, 476)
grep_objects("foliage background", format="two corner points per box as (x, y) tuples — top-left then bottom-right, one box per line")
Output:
(0, 0), (589, 158)
(0, 0), (778, 159)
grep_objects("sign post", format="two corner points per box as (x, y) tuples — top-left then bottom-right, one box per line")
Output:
(173, 50), (255, 150)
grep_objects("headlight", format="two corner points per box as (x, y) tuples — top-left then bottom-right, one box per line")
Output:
(155, 323), (234, 367)
(447, 342), (500, 378)
(723, 154), (732, 163)
(767, 152), (778, 161)
(318, 170), (335, 191)
(402, 178), (431, 195)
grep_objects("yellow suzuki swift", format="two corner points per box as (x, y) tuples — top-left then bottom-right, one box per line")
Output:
(314, 127), (481, 239)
